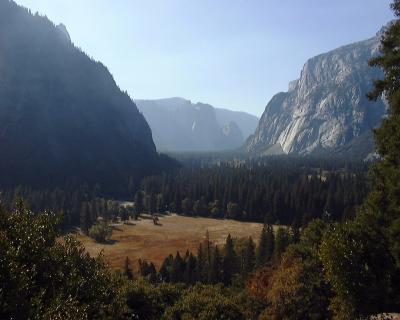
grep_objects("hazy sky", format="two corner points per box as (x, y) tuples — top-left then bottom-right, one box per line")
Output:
(15, 0), (394, 116)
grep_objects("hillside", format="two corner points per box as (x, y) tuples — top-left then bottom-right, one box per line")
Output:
(0, 1), (176, 195)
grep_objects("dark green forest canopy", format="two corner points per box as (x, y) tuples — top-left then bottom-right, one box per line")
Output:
(138, 156), (369, 225)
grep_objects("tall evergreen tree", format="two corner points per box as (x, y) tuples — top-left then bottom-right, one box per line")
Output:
(196, 243), (206, 283)
(243, 237), (256, 276)
(183, 252), (197, 284)
(222, 234), (238, 285)
(274, 227), (290, 262)
(209, 245), (222, 283)
(320, 3), (400, 316)
(256, 225), (268, 266)
(171, 252), (185, 283)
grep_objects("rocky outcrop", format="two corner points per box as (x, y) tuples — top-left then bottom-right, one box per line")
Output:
(245, 28), (387, 157)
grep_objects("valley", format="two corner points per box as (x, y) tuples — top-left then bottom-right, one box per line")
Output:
(76, 214), (265, 270)
(0, 0), (399, 319)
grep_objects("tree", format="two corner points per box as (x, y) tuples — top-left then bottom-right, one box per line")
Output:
(248, 219), (332, 320)
(242, 237), (256, 276)
(209, 246), (222, 283)
(184, 252), (197, 284)
(197, 243), (207, 283)
(0, 203), (124, 319)
(88, 220), (113, 243)
(367, 1), (400, 269)
(134, 191), (144, 218)
(163, 284), (245, 320)
(159, 255), (174, 282)
(181, 197), (194, 215)
(227, 202), (240, 219)
(124, 256), (134, 280)
(318, 2), (400, 317)
(273, 227), (290, 262)
(222, 234), (238, 285)
(171, 252), (185, 283)
(256, 224), (274, 266)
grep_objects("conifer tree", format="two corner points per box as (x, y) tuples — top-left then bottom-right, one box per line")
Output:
(243, 237), (256, 276)
(184, 252), (197, 284)
(159, 254), (173, 282)
(171, 252), (184, 283)
(222, 234), (237, 285)
(196, 243), (206, 282)
(273, 227), (290, 262)
(209, 245), (222, 283)
(256, 225), (268, 266)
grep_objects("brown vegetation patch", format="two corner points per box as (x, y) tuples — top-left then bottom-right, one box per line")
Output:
(76, 214), (264, 271)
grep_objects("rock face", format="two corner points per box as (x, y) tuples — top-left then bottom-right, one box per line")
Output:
(136, 98), (258, 152)
(245, 28), (387, 157)
(0, 1), (175, 194)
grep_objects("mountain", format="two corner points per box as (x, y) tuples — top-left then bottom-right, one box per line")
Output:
(0, 1), (176, 195)
(214, 108), (259, 139)
(135, 97), (258, 152)
(245, 27), (387, 158)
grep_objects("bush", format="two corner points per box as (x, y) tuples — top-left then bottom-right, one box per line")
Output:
(88, 220), (113, 243)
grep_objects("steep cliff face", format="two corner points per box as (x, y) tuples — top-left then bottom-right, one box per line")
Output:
(245, 29), (387, 157)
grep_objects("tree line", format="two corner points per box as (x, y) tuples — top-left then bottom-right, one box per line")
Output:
(130, 226), (296, 287)
(138, 158), (368, 226)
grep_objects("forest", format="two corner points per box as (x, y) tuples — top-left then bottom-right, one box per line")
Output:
(138, 156), (369, 226)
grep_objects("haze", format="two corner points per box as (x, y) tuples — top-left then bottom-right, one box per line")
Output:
(15, 0), (393, 116)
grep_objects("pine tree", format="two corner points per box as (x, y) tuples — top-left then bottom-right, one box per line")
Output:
(319, 4), (400, 316)
(196, 243), (206, 282)
(222, 234), (237, 285)
(184, 252), (197, 284)
(159, 254), (173, 282)
(243, 237), (256, 276)
(256, 225), (268, 266)
(134, 191), (144, 218)
(209, 245), (222, 283)
(273, 227), (290, 262)
(171, 252), (184, 283)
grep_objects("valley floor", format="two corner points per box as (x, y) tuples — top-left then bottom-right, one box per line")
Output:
(76, 214), (265, 270)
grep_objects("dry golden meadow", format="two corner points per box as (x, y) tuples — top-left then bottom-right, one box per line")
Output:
(76, 214), (265, 270)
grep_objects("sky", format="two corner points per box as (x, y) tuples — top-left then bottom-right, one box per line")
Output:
(15, 0), (394, 116)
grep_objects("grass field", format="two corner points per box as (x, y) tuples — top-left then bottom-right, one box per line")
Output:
(76, 214), (264, 270)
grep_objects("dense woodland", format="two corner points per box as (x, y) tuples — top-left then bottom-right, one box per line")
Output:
(138, 157), (369, 225)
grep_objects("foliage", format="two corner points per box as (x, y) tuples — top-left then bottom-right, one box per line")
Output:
(163, 284), (246, 320)
(88, 220), (113, 243)
(316, 1), (400, 317)
(248, 220), (332, 320)
(0, 203), (124, 319)
(139, 157), (368, 225)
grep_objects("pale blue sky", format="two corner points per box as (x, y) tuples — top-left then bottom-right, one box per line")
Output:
(15, 0), (394, 116)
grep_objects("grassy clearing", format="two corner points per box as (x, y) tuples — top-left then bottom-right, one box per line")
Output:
(76, 214), (265, 270)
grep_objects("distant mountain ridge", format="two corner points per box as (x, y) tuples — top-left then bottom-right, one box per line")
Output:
(245, 26), (388, 158)
(136, 98), (259, 152)
(0, 1), (175, 195)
